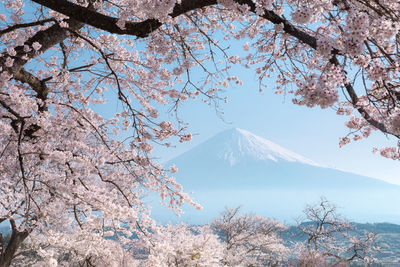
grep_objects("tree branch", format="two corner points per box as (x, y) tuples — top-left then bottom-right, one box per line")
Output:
(25, 0), (400, 138)
(31, 0), (217, 37)
(12, 68), (49, 104)
(0, 18), (55, 37)
(0, 19), (82, 73)
(0, 219), (29, 267)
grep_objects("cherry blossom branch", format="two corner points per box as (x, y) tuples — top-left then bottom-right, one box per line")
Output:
(331, 56), (393, 136)
(12, 68), (49, 105)
(0, 99), (23, 121)
(0, 18), (54, 37)
(29, 0), (392, 138)
(31, 0), (218, 37)
(235, 0), (394, 137)
(0, 19), (83, 72)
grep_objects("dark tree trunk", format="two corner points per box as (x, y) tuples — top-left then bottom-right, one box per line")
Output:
(0, 220), (29, 267)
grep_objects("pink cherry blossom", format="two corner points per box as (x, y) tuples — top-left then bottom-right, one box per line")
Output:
(0, 0), (398, 265)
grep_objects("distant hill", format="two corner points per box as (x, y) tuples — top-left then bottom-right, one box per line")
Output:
(149, 128), (400, 224)
(283, 222), (400, 264)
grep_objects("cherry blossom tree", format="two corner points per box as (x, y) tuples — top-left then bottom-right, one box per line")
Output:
(0, 0), (399, 265)
(138, 205), (377, 267)
(142, 224), (224, 267)
(8, 231), (141, 266)
(211, 207), (289, 266)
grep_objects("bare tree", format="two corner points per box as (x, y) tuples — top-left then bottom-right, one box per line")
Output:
(296, 198), (378, 267)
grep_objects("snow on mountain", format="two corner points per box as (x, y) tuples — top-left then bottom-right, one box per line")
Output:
(213, 128), (320, 166)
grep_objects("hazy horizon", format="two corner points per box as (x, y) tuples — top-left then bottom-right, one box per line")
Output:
(147, 128), (400, 225)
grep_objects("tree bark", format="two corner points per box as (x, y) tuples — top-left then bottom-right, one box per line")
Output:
(0, 220), (29, 267)
(31, 0), (218, 37)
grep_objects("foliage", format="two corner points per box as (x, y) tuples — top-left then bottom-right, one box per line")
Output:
(5, 201), (380, 266)
(211, 207), (289, 266)
(0, 0), (399, 265)
(139, 203), (378, 267)
(143, 224), (223, 267)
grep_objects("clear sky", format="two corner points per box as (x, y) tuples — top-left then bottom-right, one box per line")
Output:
(152, 62), (400, 186)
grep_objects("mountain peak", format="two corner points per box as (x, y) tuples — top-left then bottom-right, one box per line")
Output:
(189, 128), (321, 167)
(162, 128), (400, 225)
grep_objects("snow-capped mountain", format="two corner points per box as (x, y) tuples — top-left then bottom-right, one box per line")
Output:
(206, 128), (320, 166)
(150, 128), (400, 224)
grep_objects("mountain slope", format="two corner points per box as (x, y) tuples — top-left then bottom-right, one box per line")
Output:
(168, 128), (395, 190)
(153, 128), (400, 224)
